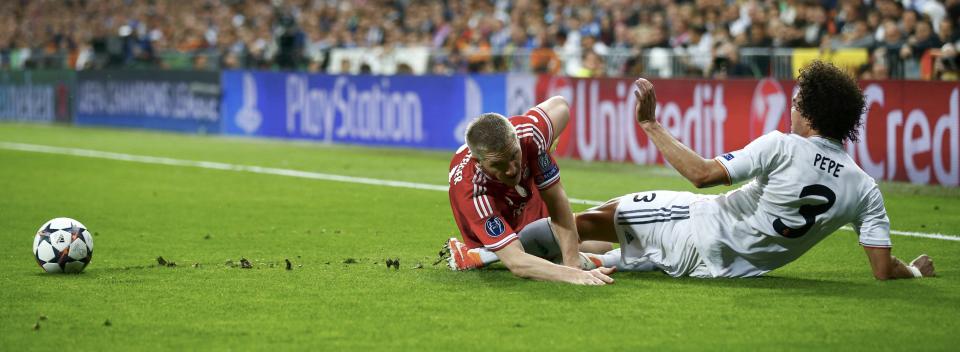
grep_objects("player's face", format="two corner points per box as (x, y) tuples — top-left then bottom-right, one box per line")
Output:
(479, 142), (523, 187)
(790, 92), (812, 137)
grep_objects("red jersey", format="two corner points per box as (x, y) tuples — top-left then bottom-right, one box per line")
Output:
(448, 107), (560, 251)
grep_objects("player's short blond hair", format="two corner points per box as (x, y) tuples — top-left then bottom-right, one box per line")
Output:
(465, 113), (517, 161)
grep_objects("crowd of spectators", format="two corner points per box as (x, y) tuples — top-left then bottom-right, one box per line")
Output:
(3, 0), (960, 79)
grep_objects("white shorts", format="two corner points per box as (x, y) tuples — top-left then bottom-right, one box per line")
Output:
(613, 191), (714, 278)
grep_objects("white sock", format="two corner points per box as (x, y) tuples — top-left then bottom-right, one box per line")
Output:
(467, 247), (501, 266)
(594, 248), (623, 267)
(591, 249), (658, 272)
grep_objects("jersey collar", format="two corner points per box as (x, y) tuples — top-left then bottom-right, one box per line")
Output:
(473, 164), (492, 184)
(809, 135), (843, 150)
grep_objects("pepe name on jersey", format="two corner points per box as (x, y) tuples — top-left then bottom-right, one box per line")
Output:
(813, 153), (845, 178)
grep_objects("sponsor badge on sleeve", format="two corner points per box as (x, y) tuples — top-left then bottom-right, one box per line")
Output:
(484, 217), (506, 238)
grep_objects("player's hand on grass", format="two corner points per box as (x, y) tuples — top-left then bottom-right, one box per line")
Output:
(634, 78), (657, 126)
(910, 254), (936, 277)
(571, 267), (615, 285)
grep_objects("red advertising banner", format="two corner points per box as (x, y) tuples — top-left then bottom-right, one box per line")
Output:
(531, 76), (958, 186)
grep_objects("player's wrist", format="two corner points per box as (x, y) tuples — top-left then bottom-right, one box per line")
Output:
(562, 257), (581, 268)
(637, 120), (660, 130)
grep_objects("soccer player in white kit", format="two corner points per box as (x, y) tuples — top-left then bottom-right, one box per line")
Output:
(576, 61), (935, 279)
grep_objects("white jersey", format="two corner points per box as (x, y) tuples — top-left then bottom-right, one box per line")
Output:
(692, 131), (892, 277)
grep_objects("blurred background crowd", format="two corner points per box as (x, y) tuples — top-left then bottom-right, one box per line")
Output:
(3, 0), (960, 79)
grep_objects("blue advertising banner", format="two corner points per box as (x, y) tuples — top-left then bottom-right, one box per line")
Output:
(221, 71), (508, 150)
(75, 70), (221, 133)
(0, 70), (74, 123)
(451, 75), (507, 146)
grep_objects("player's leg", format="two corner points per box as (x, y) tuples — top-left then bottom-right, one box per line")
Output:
(517, 218), (561, 261)
(441, 218), (558, 270)
(517, 218), (613, 257)
(584, 248), (658, 271)
(460, 218), (581, 265)
(574, 199), (622, 268)
(579, 241), (614, 254)
(443, 217), (612, 270)
(576, 191), (708, 275)
(575, 199), (620, 243)
(575, 198), (658, 271)
(611, 190), (710, 276)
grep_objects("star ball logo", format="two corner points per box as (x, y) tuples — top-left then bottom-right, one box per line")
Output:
(235, 73), (263, 134)
(538, 152), (551, 170)
(749, 78), (790, 139)
(485, 217), (506, 238)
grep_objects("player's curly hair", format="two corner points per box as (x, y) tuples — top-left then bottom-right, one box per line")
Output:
(795, 60), (866, 143)
(465, 113), (517, 161)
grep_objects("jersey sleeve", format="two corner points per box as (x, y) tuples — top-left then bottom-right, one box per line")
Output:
(853, 185), (892, 248)
(527, 142), (561, 190)
(522, 107), (555, 144)
(714, 131), (785, 184)
(453, 183), (520, 252)
(513, 111), (560, 190)
(466, 211), (519, 252)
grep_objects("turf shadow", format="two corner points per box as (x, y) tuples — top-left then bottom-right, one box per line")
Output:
(618, 272), (957, 305)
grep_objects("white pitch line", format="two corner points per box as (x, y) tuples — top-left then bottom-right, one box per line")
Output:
(2, 141), (957, 242)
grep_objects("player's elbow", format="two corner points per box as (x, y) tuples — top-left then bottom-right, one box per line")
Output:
(688, 171), (712, 189)
(690, 178), (710, 189)
(688, 160), (724, 188)
(547, 95), (569, 110)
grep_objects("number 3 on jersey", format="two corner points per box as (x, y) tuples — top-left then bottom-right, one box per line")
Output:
(773, 184), (836, 238)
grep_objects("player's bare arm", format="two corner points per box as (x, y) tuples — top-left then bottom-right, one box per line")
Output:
(539, 180), (582, 268)
(863, 247), (936, 280)
(496, 240), (615, 285)
(531, 97), (582, 267)
(535, 96), (569, 150)
(634, 78), (729, 188)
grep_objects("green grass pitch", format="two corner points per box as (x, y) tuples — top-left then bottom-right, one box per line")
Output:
(1, 123), (958, 350)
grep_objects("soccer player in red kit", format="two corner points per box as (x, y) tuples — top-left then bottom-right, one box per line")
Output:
(443, 96), (615, 285)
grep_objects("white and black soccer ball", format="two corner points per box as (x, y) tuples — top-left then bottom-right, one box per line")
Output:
(33, 217), (94, 273)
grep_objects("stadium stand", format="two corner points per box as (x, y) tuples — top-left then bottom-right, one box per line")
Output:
(2, 0), (959, 79)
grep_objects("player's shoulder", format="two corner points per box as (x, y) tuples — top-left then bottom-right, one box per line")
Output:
(510, 112), (547, 135)
(449, 145), (481, 187)
(775, 131), (842, 156)
(761, 130), (792, 144)
(747, 130), (791, 150)
(449, 144), (470, 168)
(513, 122), (549, 152)
(508, 109), (546, 126)
(846, 164), (881, 195)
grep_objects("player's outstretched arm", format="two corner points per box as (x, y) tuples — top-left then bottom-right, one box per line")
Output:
(536, 96), (569, 147)
(540, 180), (582, 268)
(497, 240), (615, 285)
(863, 246), (936, 280)
(633, 78), (729, 188)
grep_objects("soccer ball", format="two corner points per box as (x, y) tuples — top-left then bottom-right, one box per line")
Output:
(33, 217), (94, 273)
